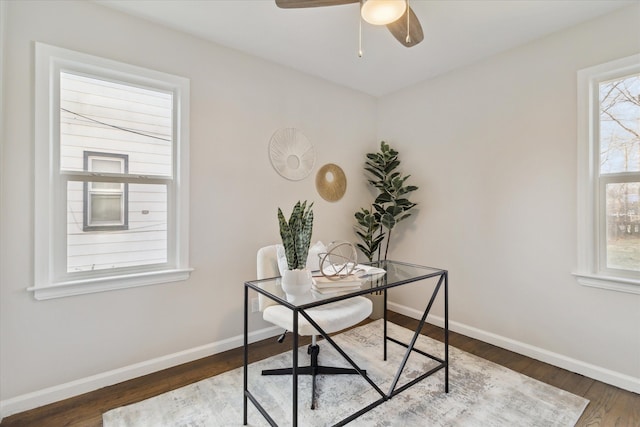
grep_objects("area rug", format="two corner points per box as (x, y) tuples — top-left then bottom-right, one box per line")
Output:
(103, 320), (588, 426)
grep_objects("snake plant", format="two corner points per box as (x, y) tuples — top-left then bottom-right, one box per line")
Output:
(278, 200), (314, 270)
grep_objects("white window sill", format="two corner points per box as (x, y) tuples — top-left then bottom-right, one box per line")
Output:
(573, 272), (640, 295)
(28, 268), (194, 300)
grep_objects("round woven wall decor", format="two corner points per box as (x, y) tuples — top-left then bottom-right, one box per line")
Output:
(268, 128), (316, 181)
(316, 163), (347, 202)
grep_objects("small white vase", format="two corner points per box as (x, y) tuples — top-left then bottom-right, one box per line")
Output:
(281, 269), (313, 304)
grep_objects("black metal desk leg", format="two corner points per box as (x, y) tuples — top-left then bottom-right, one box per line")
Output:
(383, 288), (388, 361)
(292, 310), (299, 427)
(444, 271), (449, 393)
(243, 285), (249, 425)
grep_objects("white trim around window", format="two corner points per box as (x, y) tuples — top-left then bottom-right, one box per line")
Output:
(574, 54), (640, 294)
(30, 42), (192, 300)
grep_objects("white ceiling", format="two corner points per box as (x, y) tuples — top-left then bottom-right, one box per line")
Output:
(94, 0), (637, 97)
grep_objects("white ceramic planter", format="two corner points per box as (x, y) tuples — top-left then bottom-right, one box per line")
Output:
(281, 269), (313, 304)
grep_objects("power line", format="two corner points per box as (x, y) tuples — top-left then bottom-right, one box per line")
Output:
(61, 108), (171, 142)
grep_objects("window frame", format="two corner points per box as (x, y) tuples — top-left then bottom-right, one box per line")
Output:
(574, 54), (640, 294)
(31, 42), (192, 300)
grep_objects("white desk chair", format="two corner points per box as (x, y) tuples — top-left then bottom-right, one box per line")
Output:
(256, 245), (372, 409)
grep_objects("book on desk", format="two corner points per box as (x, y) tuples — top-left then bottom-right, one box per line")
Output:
(312, 274), (363, 295)
(311, 264), (386, 295)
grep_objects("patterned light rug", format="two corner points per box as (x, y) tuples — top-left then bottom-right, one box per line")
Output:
(103, 320), (588, 426)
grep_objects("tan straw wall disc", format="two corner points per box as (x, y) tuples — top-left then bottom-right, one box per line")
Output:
(316, 163), (347, 202)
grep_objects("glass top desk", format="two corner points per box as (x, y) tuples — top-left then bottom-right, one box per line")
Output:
(243, 260), (449, 426)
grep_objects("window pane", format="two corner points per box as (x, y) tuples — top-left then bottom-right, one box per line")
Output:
(599, 74), (640, 174)
(605, 181), (640, 271)
(91, 181), (122, 191)
(60, 72), (173, 176)
(68, 182), (167, 273)
(91, 158), (122, 173)
(90, 194), (123, 223)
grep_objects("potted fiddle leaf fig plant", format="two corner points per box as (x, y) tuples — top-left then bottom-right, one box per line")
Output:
(278, 200), (314, 303)
(355, 141), (418, 318)
(355, 141), (418, 263)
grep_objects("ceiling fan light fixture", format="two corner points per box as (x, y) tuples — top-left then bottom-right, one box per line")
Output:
(361, 0), (406, 26)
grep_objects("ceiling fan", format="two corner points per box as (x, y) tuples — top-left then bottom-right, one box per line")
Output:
(275, 0), (424, 48)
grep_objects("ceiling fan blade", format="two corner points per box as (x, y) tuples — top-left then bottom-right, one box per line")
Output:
(386, 6), (423, 47)
(275, 0), (358, 8)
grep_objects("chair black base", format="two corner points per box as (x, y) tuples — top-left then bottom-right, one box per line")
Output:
(262, 344), (366, 410)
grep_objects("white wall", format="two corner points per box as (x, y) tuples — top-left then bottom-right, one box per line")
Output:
(0, 0), (377, 416)
(379, 3), (640, 391)
(2, 0), (639, 419)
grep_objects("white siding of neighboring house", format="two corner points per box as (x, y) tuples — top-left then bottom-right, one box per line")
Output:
(60, 73), (172, 272)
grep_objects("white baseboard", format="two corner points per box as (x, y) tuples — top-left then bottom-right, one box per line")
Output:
(0, 325), (281, 421)
(388, 301), (640, 394)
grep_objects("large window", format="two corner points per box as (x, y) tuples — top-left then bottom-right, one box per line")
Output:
(576, 54), (640, 293)
(32, 43), (191, 299)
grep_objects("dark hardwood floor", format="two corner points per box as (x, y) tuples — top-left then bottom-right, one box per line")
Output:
(2, 312), (639, 426)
